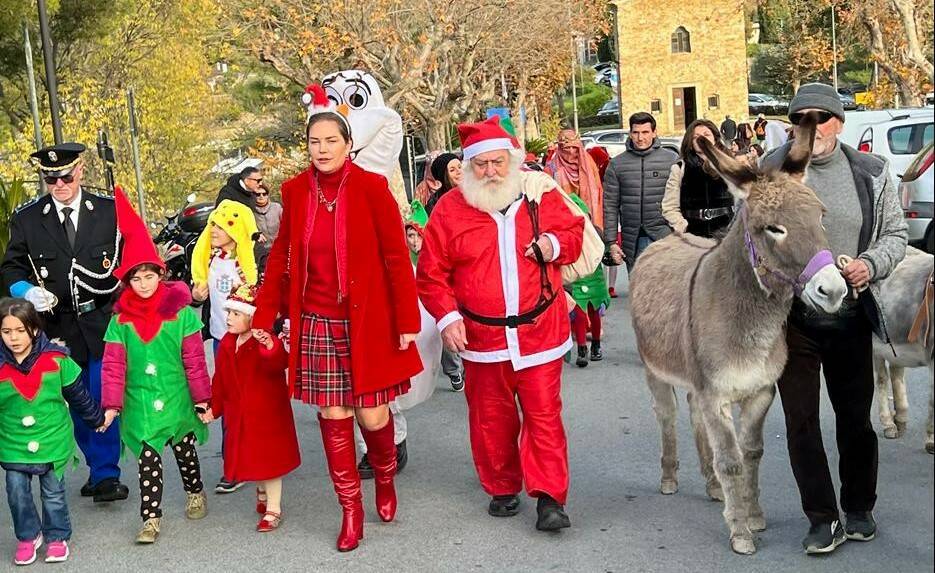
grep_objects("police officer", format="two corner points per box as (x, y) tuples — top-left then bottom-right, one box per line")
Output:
(1, 143), (129, 502)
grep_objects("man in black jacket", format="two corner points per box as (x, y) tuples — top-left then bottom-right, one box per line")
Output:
(1, 143), (129, 503)
(719, 115), (738, 145)
(216, 166), (262, 208)
(602, 112), (678, 269)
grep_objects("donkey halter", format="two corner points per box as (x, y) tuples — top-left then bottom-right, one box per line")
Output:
(739, 203), (833, 297)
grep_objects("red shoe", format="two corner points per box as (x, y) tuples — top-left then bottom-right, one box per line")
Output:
(319, 415), (364, 552)
(608, 287), (618, 298)
(360, 417), (398, 523)
(256, 511), (281, 532)
(256, 488), (267, 515)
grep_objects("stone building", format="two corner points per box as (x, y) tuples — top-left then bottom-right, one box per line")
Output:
(611, 0), (749, 135)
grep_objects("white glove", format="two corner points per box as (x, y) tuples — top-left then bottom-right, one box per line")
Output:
(24, 286), (57, 312)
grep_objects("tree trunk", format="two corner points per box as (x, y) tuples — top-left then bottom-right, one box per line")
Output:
(890, 0), (935, 82)
(425, 120), (450, 152)
(864, 15), (924, 107)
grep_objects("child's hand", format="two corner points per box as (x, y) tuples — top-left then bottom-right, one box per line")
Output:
(97, 409), (119, 433)
(192, 283), (209, 302)
(252, 328), (273, 349)
(195, 403), (212, 424)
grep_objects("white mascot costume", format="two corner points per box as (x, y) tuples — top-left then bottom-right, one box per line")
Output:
(322, 70), (409, 213)
(323, 70), (443, 467)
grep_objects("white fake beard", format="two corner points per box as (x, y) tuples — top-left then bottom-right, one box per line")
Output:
(460, 155), (524, 213)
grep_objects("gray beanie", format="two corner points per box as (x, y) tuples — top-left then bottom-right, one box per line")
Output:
(789, 82), (845, 120)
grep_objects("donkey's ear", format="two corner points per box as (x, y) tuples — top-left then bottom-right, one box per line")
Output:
(696, 137), (756, 200)
(780, 112), (819, 181)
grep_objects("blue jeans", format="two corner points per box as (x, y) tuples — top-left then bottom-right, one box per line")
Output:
(626, 230), (655, 271)
(72, 358), (121, 484)
(4, 465), (72, 542)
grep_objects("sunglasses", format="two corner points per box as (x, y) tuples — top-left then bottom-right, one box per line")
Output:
(789, 111), (834, 126)
(247, 177), (264, 183)
(43, 173), (75, 185)
(255, 191), (269, 197)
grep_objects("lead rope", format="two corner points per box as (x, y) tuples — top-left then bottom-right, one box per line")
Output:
(836, 254), (867, 300)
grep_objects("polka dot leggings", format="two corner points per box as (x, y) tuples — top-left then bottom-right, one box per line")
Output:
(137, 432), (203, 520)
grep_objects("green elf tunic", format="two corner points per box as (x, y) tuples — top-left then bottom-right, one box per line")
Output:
(0, 353), (81, 479)
(103, 305), (207, 457)
(567, 193), (610, 312)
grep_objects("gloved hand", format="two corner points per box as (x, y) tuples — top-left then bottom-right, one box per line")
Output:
(24, 286), (57, 312)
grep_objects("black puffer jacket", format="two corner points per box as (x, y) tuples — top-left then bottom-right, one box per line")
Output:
(216, 174), (254, 208)
(602, 138), (678, 259)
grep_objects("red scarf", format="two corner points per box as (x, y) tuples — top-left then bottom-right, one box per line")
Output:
(116, 282), (169, 342)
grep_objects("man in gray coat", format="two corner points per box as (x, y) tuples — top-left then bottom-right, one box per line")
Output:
(761, 83), (907, 555)
(603, 112), (678, 269)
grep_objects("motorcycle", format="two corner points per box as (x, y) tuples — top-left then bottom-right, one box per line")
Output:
(153, 193), (214, 286)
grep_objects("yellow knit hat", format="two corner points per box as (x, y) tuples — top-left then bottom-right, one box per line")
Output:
(191, 200), (259, 287)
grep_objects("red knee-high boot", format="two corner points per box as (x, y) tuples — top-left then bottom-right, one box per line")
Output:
(360, 416), (398, 522)
(318, 415), (364, 551)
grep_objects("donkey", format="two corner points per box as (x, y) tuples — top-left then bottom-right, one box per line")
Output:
(872, 246), (934, 453)
(629, 113), (847, 555)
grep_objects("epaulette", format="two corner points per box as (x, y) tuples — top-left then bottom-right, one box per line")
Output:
(84, 190), (115, 201)
(14, 195), (43, 213)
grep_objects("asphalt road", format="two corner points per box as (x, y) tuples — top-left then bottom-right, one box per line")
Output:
(2, 273), (932, 572)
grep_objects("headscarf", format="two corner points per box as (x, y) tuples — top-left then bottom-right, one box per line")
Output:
(414, 150), (443, 205)
(546, 134), (604, 229)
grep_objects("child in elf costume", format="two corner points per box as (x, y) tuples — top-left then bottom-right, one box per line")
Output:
(206, 284), (300, 532)
(1, 298), (105, 565)
(100, 189), (212, 545)
(190, 199), (258, 493)
(566, 193), (610, 368)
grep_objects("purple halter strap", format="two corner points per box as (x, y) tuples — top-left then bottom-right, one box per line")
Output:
(739, 204), (834, 297)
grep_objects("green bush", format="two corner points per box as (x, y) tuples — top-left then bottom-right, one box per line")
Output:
(525, 137), (549, 155)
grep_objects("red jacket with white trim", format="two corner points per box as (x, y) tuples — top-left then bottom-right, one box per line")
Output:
(417, 176), (584, 370)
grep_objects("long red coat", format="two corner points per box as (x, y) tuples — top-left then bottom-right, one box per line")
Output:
(211, 334), (300, 481)
(253, 161), (423, 396)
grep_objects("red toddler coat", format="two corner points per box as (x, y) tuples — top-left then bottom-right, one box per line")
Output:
(211, 334), (300, 481)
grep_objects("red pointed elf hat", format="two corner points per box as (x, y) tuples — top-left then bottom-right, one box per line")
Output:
(457, 116), (520, 160)
(112, 186), (164, 281)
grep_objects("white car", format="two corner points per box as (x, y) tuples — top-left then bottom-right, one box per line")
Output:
(898, 142), (934, 253)
(855, 113), (934, 183)
(580, 129), (681, 158)
(840, 108), (933, 150)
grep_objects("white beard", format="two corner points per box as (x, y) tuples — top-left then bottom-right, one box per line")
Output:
(460, 159), (524, 213)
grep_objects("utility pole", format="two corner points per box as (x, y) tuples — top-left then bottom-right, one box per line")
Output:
(23, 23), (43, 151)
(36, 0), (63, 144)
(611, 3), (624, 130)
(571, 35), (579, 133)
(127, 88), (147, 222)
(831, 2), (839, 91)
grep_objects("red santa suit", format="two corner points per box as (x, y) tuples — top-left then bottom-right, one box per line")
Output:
(417, 118), (583, 506)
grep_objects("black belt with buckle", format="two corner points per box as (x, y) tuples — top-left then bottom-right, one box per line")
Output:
(685, 207), (734, 221)
(76, 300), (97, 315)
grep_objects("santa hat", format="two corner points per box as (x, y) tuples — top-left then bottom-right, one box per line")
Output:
(457, 116), (521, 161)
(191, 200), (259, 287)
(223, 284), (258, 316)
(112, 185), (164, 281)
(302, 83), (351, 135)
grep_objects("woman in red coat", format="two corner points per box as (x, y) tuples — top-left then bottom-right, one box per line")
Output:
(252, 85), (423, 552)
(210, 284), (300, 532)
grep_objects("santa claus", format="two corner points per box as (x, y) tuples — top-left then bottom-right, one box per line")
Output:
(417, 116), (583, 531)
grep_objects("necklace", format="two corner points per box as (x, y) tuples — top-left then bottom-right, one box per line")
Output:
(314, 168), (348, 213)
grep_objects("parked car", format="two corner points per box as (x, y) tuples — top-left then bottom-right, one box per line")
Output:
(596, 100), (619, 117)
(580, 129), (680, 158)
(748, 93), (788, 116)
(855, 112), (935, 182)
(840, 108), (934, 150)
(837, 91), (859, 111)
(898, 141), (934, 253)
(592, 62), (613, 74)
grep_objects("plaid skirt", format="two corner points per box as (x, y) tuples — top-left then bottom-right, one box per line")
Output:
(296, 313), (410, 407)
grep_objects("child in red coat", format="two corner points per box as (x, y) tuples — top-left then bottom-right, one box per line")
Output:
(207, 285), (300, 532)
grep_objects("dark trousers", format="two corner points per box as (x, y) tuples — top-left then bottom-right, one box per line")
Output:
(777, 313), (878, 526)
(72, 358), (121, 484)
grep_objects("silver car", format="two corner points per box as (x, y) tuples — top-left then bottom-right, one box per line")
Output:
(899, 141), (934, 253)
